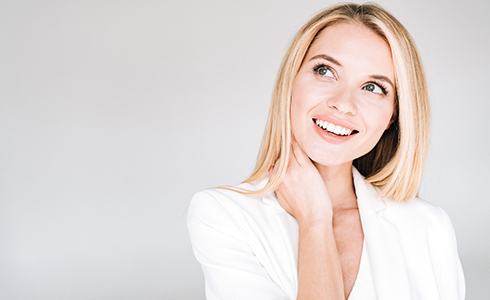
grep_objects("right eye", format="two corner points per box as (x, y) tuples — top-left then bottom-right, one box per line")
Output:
(312, 63), (335, 79)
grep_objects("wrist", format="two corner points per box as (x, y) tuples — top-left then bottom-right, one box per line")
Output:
(297, 213), (333, 229)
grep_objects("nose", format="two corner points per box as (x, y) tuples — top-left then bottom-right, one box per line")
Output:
(326, 88), (357, 116)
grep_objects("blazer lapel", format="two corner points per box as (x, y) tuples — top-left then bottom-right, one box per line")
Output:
(353, 166), (413, 299)
(258, 166), (414, 299)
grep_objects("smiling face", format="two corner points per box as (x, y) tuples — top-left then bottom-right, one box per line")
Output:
(291, 21), (396, 166)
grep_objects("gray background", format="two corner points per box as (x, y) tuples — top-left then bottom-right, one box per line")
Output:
(1, 0), (488, 299)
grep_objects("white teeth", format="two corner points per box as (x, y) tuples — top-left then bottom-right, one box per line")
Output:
(314, 119), (353, 136)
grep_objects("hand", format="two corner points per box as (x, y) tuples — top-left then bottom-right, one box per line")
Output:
(270, 136), (333, 226)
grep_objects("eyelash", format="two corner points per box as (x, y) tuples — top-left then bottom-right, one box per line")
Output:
(312, 63), (389, 96)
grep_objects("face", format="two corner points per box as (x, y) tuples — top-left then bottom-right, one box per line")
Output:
(291, 22), (396, 166)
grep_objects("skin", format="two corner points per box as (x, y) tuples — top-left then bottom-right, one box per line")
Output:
(271, 21), (396, 299)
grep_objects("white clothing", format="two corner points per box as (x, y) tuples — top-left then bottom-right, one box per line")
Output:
(186, 165), (466, 299)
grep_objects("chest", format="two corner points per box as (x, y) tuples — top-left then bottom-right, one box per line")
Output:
(333, 209), (364, 298)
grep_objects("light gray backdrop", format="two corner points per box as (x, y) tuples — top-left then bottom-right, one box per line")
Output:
(1, 0), (488, 299)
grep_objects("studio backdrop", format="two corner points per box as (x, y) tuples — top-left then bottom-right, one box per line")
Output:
(0, 0), (488, 299)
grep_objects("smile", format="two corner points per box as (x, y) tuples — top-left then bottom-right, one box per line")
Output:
(311, 118), (358, 144)
(312, 118), (359, 136)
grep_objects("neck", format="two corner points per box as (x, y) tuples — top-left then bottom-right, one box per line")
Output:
(313, 161), (358, 212)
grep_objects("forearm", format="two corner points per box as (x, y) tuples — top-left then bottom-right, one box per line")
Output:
(296, 220), (345, 300)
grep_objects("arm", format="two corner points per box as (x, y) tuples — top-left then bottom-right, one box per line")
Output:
(430, 207), (466, 300)
(270, 138), (345, 300)
(296, 219), (345, 300)
(186, 190), (290, 300)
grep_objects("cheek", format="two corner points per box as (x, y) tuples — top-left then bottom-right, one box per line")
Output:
(291, 80), (321, 120)
(290, 94), (305, 140)
(365, 97), (393, 121)
(290, 84), (309, 129)
(382, 102), (396, 129)
(364, 104), (394, 139)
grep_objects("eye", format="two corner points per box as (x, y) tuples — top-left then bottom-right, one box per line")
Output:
(363, 82), (389, 96)
(312, 63), (335, 79)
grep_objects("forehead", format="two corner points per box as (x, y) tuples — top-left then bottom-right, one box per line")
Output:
(306, 22), (394, 80)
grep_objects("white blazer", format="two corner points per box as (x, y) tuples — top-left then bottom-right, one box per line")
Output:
(187, 166), (466, 299)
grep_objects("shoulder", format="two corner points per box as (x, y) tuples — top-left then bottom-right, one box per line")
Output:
(186, 179), (271, 231)
(384, 195), (454, 230)
(384, 196), (465, 297)
(395, 198), (466, 297)
(383, 195), (463, 261)
(386, 197), (455, 244)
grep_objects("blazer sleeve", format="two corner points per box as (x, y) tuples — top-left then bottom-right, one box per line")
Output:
(186, 190), (290, 300)
(430, 206), (466, 300)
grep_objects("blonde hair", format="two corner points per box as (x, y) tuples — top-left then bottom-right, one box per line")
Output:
(213, 1), (430, 202)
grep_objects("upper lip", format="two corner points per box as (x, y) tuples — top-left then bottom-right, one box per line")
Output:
(312, 114), (359, 132)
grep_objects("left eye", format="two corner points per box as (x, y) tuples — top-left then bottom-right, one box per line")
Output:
(363, 83), (387, 95)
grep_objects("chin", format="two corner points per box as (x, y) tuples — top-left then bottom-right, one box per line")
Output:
(304, 146), (353, 167)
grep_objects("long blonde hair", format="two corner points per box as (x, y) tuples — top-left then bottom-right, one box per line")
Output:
(213, 2), (430, 202)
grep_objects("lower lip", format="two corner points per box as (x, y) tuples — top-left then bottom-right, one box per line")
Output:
(312, 120), (357, 144)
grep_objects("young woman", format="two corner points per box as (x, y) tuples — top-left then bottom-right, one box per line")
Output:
(187, 3), (465, 300)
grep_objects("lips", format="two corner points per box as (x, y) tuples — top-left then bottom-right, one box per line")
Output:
(311, 118), (357, 144)
(311, 114), (359, 132)
(312, 118), (359, 135)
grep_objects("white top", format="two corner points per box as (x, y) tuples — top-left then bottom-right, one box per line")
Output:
(186, 165), (466, 299)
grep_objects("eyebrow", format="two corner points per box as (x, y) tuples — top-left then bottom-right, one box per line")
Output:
(309, 54), (395, 89)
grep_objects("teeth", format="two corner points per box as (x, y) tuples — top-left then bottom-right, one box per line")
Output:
(315, 119), (353, 136)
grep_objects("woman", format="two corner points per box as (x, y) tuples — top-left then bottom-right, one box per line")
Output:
(186, 2), (465, 300)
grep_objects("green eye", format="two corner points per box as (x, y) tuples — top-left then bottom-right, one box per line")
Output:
(313, 63), (334, 78)
(312, 63), (390, 96)
(364, 82), (388, 95)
